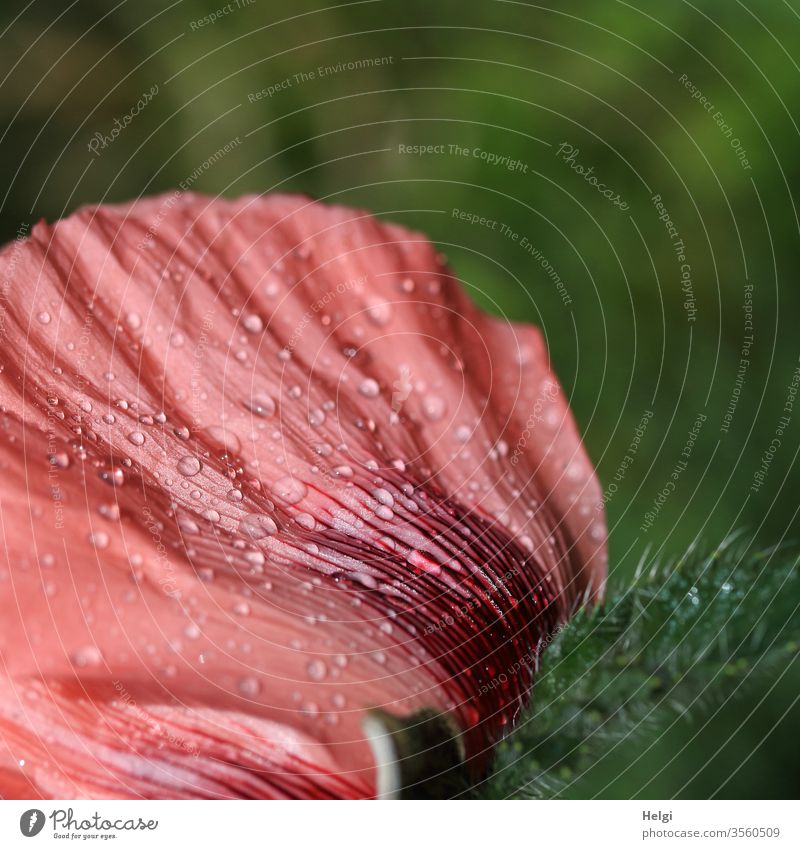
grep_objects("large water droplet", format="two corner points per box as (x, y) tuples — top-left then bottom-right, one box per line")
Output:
(366, 297), (393, 326)
(100, 467), (126, 487)
(177, 456), (202, 477)
(358, 378), (380, 398)
(408, 549), (441, 576)
(71, 646), (103, 668)
(422, 395), (446, 422)
(238, 676), (261, 697)
(307, 659), (327, 681)
(272, 476), (308, 505)
(242, 313), (264, 334)
(245, 392), (276, 418)
(239, 513), (277, 539)
(89, 531), (110, 549)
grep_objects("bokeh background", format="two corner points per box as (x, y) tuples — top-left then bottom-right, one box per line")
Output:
(1, 0), (798, 798)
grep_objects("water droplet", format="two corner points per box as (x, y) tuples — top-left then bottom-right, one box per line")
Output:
(48, 452), (70, 469)
(245, 392), (276, 418)
(239, 513), (277, 539)
(184, 623), (201, 640)
(71, 646), (103, 668)
(358, 378), (380, 398)
(408, 549), (441, 576)
(242, 313), (264, 334)
(238, 676), (261, 697)
(206, 425), (241, 455)
(422, 395), (446, 422)
(37, 311), (51, 324)
(177, 455), (201, 477)
(295, 512), (316, 530)
(307, 659), (327, 681)
(127, 431), (145, 446)
(100, 467), (126, 487)
(454, 425), (471, 443)
(272, 476), (308, 505)
(308, 408), (326, 427)
(372, 488), (394, 507)
(366, 297), (393, 326)
(178, 516), (200, 535)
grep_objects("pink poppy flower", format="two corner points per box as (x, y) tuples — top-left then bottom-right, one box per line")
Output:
(0, 193), (606, 799)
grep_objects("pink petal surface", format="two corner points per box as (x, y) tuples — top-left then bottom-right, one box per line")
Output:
(0, 193), (605, 798)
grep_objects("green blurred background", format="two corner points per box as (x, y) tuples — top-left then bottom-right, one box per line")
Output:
(1, 0), (798, 798)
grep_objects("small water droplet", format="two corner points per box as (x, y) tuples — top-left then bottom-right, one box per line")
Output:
(100, 467), (126, 487)
(307, 659), (327, 681)
(127, 431), (145, 446)
(184, 623), (201, 640)
(238, 676), (261, 697)
(48, 452), (70, 469)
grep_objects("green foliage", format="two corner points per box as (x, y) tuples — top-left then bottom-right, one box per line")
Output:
(483, 536), (800, 798)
